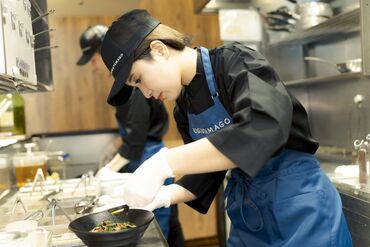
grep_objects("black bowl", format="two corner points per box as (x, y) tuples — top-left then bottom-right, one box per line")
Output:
(68, 208), (154, 247)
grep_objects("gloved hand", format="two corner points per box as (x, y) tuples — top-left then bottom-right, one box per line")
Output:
(105, 153), (130, 172)
(95, 166), (130, 181)
(139, 185), (171, 211)
(111, 184), (125, 198)
(99, 143), (118, 168)
(122, 148), (174, 208)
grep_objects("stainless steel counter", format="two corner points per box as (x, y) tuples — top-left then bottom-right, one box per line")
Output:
(320, 161), (370, 247)
(0, 177), (168, 247)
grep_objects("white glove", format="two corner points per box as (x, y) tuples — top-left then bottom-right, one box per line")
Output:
(94, 195), (126, 212)
(139, 185), (171, 211)
(122, 148), (174, 208)
(95, 166), (130, 181)
(105, 153), (130, 172)
(97, 195), (126, 207)
(111, 184), (125, 198)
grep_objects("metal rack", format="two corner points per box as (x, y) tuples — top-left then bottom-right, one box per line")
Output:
(269, 0), (370, 86)
(270, 7), (360, 47)
(284, 72), (362, 86)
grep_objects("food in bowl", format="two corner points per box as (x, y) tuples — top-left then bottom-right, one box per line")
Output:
(90, 220), (136, 232)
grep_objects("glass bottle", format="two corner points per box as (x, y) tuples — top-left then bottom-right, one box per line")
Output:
(0, 93), (26, 135)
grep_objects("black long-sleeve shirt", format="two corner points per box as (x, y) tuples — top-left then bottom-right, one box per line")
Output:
(115, 88), (168, 161)
(174, 43), (318, 214)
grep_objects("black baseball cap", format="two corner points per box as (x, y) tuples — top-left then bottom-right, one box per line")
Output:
(100, 9), (160, 106)
(77, 25), (108, 65)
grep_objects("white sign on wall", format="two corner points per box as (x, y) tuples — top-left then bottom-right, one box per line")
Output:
(219, 9), (263, 42)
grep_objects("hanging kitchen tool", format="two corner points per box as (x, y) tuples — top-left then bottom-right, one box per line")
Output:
(31, 9), (55, 23)
(304, 56), (362, 73)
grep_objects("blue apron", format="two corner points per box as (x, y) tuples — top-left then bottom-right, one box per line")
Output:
(188, 47), (352, 247)
(118, 123), (173, 239)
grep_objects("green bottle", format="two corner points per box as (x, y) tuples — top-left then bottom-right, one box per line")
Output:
(0, 93), (26, 136)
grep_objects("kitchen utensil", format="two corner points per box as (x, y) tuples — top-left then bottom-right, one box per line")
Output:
(68, 207), (154, 247)
(24, 209), (44, 222)
(109, 204), (129, 215)
(304, 56), (362, 73)
(295, 2), (333, 29)
(39, 187), (62, 201)
(297, 2), (333, 18)
(44, 198), (72, 224)
(32, 9), (55, 23)
(268, 6), (301, 20)
(74, 196), (99, 214)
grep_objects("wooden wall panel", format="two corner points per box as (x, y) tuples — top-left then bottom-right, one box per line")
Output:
(23, 0), (221, 138)
(23, 16), (119, 134)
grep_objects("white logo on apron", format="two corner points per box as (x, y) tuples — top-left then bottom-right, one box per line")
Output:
(192, 118), (231, 134)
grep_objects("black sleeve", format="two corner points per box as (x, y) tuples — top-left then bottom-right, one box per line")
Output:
(174, 97), (226, 214)
(176, 171), (226, 214)
(207, 45), (293, 178)
(117, 90), (150, 160)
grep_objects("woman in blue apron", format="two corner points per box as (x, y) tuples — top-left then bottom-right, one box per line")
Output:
(76, 25), (184, 244)
(99, 10), (352, 246)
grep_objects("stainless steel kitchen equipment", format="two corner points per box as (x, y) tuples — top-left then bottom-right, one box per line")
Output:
(297, 2), (333, 17)
(0, 0), (36, 84)
(353, 139), (368, 187)
(304, 56), (362, 73)
(74, 196), (98, 214)
(297, 2), (333, 29)
(0, 0), (54, 93)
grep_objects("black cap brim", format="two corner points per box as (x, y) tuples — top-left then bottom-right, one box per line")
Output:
(76, 50), (95, 65)
(107, 53), (134, 106)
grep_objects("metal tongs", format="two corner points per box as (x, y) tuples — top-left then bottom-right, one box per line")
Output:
(109, 204), (129, 215)
(72, 171), (94, 196)
(74, 196), (99, 214)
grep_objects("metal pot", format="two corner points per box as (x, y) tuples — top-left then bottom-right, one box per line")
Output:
(296, 2), (333, 29)
(304, 56), (362, 73)
(297, 2), (333, 18)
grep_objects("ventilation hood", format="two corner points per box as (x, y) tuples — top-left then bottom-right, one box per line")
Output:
(194, 0), (252, 14)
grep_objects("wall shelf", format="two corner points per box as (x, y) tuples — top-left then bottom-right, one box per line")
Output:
(284, 72), (362, 86)
(270, 7), (360, 47)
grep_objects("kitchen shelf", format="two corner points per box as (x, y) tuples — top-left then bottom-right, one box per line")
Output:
(0, 75), (52, 93)
(284, 72), (362, 86)
(270, 7), (360, 47)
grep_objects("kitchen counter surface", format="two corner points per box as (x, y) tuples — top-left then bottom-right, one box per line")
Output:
(0, 182), (168, 247)
(320, 160), (370, 247)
